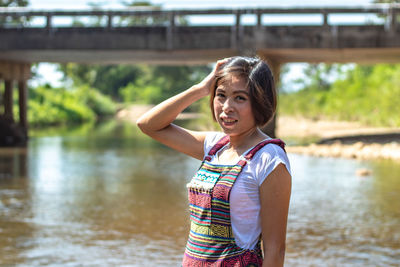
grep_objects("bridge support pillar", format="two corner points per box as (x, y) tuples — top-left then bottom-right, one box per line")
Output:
(0, 61), (31, 146)
(260, 58), (282, 138)
(18, 80), (28, 133)
(4, 79), (14, 122)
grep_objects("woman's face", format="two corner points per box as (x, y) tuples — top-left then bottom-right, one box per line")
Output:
(213, 75), (257, 137)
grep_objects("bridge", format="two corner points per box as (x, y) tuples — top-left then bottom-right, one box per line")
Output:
(0, 5), (400, 145)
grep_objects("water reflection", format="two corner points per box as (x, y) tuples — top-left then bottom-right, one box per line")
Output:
(0, 120), (399, 266)
(286, 154), (400, 266)
(0, 148), (27, 179)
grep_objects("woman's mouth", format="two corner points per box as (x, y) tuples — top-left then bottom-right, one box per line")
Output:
(221, 117), (238, 126)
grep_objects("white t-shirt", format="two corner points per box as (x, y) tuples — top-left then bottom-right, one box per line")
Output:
(203, 132), (291, 250)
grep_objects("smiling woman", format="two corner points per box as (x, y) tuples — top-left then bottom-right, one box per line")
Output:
(136, 56), (292, 267)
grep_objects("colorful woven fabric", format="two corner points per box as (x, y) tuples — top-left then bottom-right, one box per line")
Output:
(182, 136), (285, 267)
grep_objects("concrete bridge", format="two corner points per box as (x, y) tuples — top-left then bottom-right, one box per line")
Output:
(0, 5), (400, 145)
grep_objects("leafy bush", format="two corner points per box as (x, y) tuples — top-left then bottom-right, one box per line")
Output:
(75, 84), (117, 116)
(28, 85), (116, 127)
(279, 64), (400, 127)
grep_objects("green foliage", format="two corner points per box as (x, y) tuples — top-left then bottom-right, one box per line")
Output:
(117, 1), (166, 26)
(373, 0), (400, 3)
(120, 81), (162, 104)
(290, 63), (346, 93)
(75, 84), (117, 116)
(0, 0), (29, 25)
(119, 65), (211, 108)
(0, 0), (28, 7)
(58, 61), (211, 109)
(28, 86), (95, 126)
(58, 64), (142, 100)
(28, 85), (116, 127)
(279, 63), (400, 127)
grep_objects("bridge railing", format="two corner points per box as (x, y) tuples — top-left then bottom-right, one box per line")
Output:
(0, 5), (399, 30)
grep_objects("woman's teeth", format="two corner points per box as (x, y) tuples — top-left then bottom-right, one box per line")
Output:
(222, 118), (237, 123)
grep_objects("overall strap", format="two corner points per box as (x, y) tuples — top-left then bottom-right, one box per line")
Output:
(204, 135), (230, 161)
(238, 139), (286, 167)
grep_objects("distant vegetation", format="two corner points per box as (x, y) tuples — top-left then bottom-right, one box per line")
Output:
(28, 84), (117, 126)
(26, 63), (211, 127)
(279, 63), (400, 127)
(28, 62), (400, 128)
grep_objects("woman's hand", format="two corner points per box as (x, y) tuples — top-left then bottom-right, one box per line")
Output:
(193, 58), (231, 97)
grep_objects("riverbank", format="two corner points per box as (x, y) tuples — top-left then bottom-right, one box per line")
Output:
(286, 142), (400, 161)
(116, 105), (400, 161)
(278, 116), (400, 161)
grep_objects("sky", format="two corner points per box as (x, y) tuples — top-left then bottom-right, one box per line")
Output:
(26, 0), (374, 89)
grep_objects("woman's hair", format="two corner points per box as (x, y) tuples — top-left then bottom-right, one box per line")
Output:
(210, 56), (277, 127)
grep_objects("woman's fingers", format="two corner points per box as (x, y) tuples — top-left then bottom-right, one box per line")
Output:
(215, 58), (230, 68)
(218, 57), (231, 63)
(196, 58), (230, 96)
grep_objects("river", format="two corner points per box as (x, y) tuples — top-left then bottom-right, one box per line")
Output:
(0, 120), (399, 266)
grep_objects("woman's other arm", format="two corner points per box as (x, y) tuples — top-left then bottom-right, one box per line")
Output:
(260, 163), (292, 267)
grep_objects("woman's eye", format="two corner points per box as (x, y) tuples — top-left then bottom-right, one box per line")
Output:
(216, 93), (225, 98)
(236, 95), (246, 101)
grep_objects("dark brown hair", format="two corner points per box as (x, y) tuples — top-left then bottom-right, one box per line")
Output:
(210, 56), (277, 127)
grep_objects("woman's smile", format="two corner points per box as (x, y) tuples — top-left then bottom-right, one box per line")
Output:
(220, 115), (238, 126)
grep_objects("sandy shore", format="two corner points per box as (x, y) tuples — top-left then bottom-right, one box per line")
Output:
(277, 115), (400, 140)
(286, 142), (400, 161)
(277, 116), (400, 161)
(116, 105), (400, 161)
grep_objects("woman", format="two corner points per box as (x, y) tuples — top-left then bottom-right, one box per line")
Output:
(137, 56), (292, 267)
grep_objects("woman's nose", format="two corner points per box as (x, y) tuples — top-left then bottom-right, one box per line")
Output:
(222, 98), (234, 113)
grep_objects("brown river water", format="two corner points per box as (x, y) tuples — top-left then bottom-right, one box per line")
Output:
(0, 120), (399, 266)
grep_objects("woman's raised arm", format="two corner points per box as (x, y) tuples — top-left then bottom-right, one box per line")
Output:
(136, 59), (229, 160)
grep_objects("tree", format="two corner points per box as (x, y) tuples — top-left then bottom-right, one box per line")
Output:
(0, 0), (28, 7)
(119, 65), (211, 104)
(292, 63), (347, 92)
(58, 63), (142, 100)
(59, 62), (211, 104)
(373, 0), (400, 3)
(373, 0), (400, 24)
(0, 0), (29, 25)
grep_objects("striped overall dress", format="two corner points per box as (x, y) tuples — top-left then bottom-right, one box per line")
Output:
(182, 135), (285, 267)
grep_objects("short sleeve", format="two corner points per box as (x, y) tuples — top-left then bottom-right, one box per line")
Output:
(203, 132), (225, 158)
(253, 143), (291, 186)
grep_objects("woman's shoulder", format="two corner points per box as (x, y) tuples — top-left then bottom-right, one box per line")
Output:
(254, 140), (289, 166)
(203, 131), (226, 152)
(260, 139), (287, 158)
(248, 139), (291, 185)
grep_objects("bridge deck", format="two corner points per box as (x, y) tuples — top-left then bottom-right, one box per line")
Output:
(1, 6), (399, 64)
